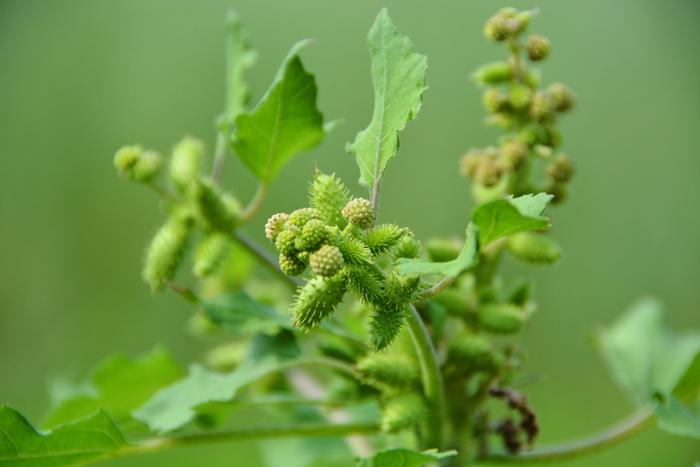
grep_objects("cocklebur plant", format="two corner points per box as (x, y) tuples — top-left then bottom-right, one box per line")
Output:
(2, 7), (699, 467)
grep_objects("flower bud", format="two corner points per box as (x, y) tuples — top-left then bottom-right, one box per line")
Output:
(483, 8), (524, 42)
(133, 150), (163, 183)
(342, 198), (375, 229)
(525, 34), (551, 61)
(193, 232), (230, 278)
(546, 154), (574, 183)
(478, 303), (528, 334)
(264, 213), (289, 242)
(509, 84), (533, 111)
(482, 88), (508, 114)
(170, 137), (204, 193)
(393, 233), (421, 260)
(357, 354), (419, 391)
(475, 153), (504, 187)
(529, 91), (554, 122)
(291, 275), (347, 329)
(381, 393), (427, 433)
(142, 214), (193, 291)
(288, 207), (320, 228)
(279, 253), (306, 276)
(309, 171), (350, 228)
(310, 245), (345, 277)
(114, 145), (143, 178)
(507, 232), (561, 264)
(474, 62), (514, 85)
(448, 334), (502, 373)
(500, 139), (528, 170)
(547, 82), (575, 112)
(547, 182), (568, 204)
(460, 150), (483, 178)
(296, 219), (328, 251)
(275, 229), (298, 256)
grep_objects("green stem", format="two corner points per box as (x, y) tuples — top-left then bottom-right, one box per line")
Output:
(406, 304), (446, 449)
(481, 408), (653, 464)
(211, 131), (228, 184)
(240, 184), (269, 222)
(231, 230), (303, 289)
(127, 422), (380, 457)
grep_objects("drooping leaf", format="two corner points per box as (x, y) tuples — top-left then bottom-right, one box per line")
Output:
(357, 448), (456, 467)
(471, 193), (553, 246)
(203, 290), (292, 335)
(346, 8), (428, 193)
(231, 40), (324, 183)
(219, 9), (257, 134)
(395, 223), (479, 277)
(43, 347), (185, 430)
(134, 331), (301, 433)
(0, 406), (127, 466)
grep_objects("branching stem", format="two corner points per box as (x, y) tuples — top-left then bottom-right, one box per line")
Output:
(240, 184), (268, 222)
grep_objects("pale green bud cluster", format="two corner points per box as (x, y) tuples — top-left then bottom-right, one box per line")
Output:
(467, 8), (575, 203)
(114, 145), (163, 183)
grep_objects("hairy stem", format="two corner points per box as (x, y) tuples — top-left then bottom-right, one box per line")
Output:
(481, 408), (653, 464)
(406, 304), (446, 449)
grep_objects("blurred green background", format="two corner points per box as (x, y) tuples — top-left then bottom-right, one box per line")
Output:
(1, 0), (699, 465)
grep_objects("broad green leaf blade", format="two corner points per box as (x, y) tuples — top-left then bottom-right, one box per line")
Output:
(220, 9), (257, 132)
(232, 40), (324, 183)
(656, 396), (700, 439)
(203, 291), (292, 336)
(0, 407), (127, 466)
(597, 299), (700, 405)
(346, 8), (428, 192)
(134, 331), (301, 432)
(358, 448), (457, 467)
(472, 193), (553, 246)
(44, 347), (184, 430)
(395, 223), (479, 277)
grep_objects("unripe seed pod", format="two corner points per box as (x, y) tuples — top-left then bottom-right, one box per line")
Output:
(482, 88), (508, 114)
(170, 137), (204, 193)
(298, 219), (328, 251)
(448, 334), (503, 373)
(525, 34), (551, 61)
(133, 150), (163, 183)
(500, 140), (528, 170)
(310, 245), (345, 277)
(478, 303), (527, 334)
(279, 253), (306, 276)
(460, 150), (483, 179)
(363, 224), (404, 255)
(342, 198), (374, 229)
(192, 178), (241, 232)
(114, 145), (143, 178)
(547, 82), (575, 112)
(474, 62), (514, 85)
(381, 393), (427, 433)
(433, 288), (471, 317)
(193, 232), (230, 278)
(264, 213), (289, 242)
(357, 354), (419, 391)
(509, 84), (533, 111)
(346, 265), (384, 305)
(291, 275), (347, 329)
(335, 233), (373, 266)
(288, 207), (319, 228)
(370, 304), (406, 351)
(393, 233), (421, 260)
(507, 232), (562, 264)
(309, 171), (350, 228)
(275, 229), (298, 256)
(142, 215), (193, 291)
(546, 154), (574, 183)
(529, 92), (554, 122)
(426, 238), (462, 262)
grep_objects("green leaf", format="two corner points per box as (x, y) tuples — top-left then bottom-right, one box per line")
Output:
(134, 331), (301, 433)
(0, 406), (127, 466)
(395, 223), (479, 277)
(358, 448), (457, 467)
(656, 396), (700, 439)
(220, 9), (257, 133)
(43, 347), (185, 430)
(231, 40), (324, 183)
(203, 291), (292, 335)
(472, 193), (553, 246)
(346, 8), (428, 192)
(597, 299), (700, 405)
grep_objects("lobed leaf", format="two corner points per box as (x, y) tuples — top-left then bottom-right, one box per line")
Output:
(0, 406), (127, 466)
(232, 40), (324, 183)
(134, 331), (301, 433)
(346, 8), (428, 193)
(471, 193), (553, 246)
(357, 448), (456, 467)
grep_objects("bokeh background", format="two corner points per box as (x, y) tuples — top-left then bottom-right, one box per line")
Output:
(1, 0), (699, 465)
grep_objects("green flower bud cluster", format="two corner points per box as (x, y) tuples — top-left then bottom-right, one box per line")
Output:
(467, 8), (575, 202)
(116, 135), (244, 291)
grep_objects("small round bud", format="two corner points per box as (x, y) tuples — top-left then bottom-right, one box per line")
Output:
(170, 137), (204, 193)
(548, 182), (568, 204)
(288, 207), (319, 228)
(275, 229), (298, 256)
(508, 84), (533, 111)
(484, 15), (511, 42)
(547, 82), (575, 112)
(525, 34), (551, 61)
(279, 254), (306, 276)
(546, 154), (574, 183)
(475, 153), (504, 187)
(298, 219), (328, 251)
(310, 245), (345, 277)
(265, 213), (289, 242)
(500, 140), (528, 170)
(342, 198), (374, 229)
(133, 150), (162, 183)
(482, 88), (508, 114)
(529, 92), (554, 122)
(114, 145), (143, 178)
(459, 150), (483, 178)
